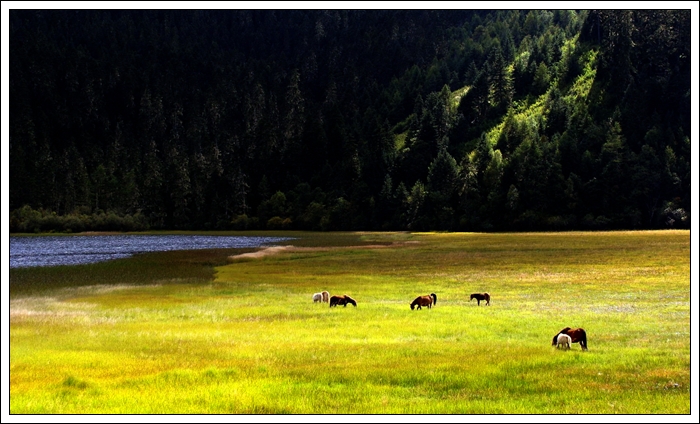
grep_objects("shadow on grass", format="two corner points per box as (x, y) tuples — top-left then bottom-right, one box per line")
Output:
(9, 248), (246, 298)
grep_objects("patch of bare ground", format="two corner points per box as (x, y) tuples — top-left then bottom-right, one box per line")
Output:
(227, 241), (418, 261)
(76, 231), (125, 236)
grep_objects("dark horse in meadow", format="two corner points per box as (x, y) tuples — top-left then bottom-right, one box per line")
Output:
(552, 327), (588, 351)
(410, 293), (437, 310)
(329, 294), (357, 307)
(469, 292), (490, 306)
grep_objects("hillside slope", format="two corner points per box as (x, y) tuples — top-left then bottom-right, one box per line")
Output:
(9, 10), (690, 231)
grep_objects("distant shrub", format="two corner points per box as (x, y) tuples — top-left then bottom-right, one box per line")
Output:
(544, 215), (572, 230)
(9, 205), (150, 233)
(231, 214), (252, 230)
(299, 202), (328, 231)
(662, 206), (689, 229)
(10, 205), (43, 233)
(266, 216), (292, 230)
(62, 215), (87, 233)
(582, 214), (611, 230)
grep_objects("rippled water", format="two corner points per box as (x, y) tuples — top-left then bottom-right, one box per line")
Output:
(9, 235), (293, 268)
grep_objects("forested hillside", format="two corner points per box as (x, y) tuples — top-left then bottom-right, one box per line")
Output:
(9, 10), (691, 232)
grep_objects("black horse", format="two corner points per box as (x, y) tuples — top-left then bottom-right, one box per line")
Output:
(469, 292), (490, 306)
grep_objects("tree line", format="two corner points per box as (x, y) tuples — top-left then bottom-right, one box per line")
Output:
(9, 10), (690, 232)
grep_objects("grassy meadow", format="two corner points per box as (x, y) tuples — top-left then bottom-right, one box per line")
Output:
(9, 231), (690, 414)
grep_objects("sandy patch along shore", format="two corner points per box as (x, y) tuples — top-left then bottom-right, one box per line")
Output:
(227, 242), (414, 261)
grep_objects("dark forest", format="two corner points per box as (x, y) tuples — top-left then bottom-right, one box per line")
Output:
(9, 10), (691, 232)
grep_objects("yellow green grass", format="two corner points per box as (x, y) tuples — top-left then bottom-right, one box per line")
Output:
(9, 231), (690, 414)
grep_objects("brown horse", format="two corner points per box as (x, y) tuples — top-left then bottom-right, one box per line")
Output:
(410, 293), (437, 310)
(552, 327), (588, 351)
(329, 294), (357, 307)
(469, 292), (490, 306)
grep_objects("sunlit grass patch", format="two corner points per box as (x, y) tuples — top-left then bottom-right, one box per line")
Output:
(451, 85), (470, 108)
(564, 48), (598, 105)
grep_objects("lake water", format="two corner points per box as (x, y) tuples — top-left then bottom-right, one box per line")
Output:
(9, 235), (293, 269)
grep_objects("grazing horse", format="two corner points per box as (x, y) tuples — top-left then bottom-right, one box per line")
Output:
(321, 291), (330, 303)
(312, 293), (323, 303)
(329, 294), (357, 307)
(552, 327), (588, 351)
(555, 333), (572, 350)
(469, 292), (490, 306)
(410, 293), (437, 310)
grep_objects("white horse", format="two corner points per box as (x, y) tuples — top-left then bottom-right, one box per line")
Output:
(312, 293), (323, 303)
(321, 291), (329, 303)
(556, 333), (572, 350)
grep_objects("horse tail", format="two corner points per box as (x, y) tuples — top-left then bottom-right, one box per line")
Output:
(430, 293), (437, 305)
(581, 329), (588, 351)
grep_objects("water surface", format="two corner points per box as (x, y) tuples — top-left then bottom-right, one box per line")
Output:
(9, 235), (293, 268)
